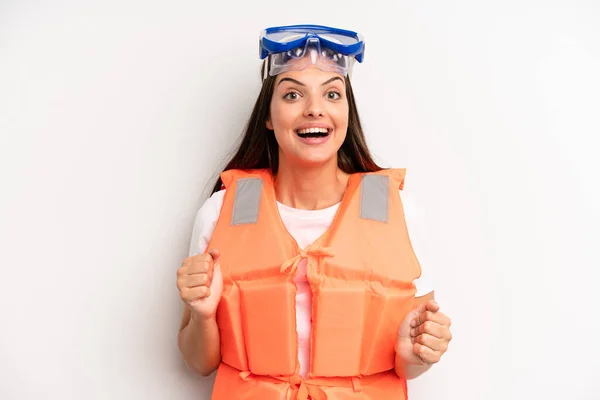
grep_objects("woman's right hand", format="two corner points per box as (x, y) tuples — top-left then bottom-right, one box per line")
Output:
(177, 248), (223, 320)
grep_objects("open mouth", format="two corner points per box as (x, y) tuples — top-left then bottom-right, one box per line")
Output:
(295, 127), (331, 138)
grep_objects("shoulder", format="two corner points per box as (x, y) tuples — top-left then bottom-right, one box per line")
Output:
(188, 190), (226, 256)
(199, 189), (226, 218)
(398, 189), (420, 222)
(395, 188), (434, 297)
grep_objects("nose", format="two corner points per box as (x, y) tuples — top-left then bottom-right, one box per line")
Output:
(303, 95), (325, 118)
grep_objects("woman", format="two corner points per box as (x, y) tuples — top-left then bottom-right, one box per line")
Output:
(177, 25), (452, 399)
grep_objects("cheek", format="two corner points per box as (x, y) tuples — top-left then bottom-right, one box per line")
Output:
(332, 105), (349, 136)
(270, 101), (297, 130)
(270, 105), (294, 147)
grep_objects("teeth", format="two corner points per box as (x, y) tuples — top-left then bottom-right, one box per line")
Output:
(297, 127), (329, 134)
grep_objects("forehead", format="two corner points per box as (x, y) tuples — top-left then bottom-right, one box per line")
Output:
(275, 64), (345, 86)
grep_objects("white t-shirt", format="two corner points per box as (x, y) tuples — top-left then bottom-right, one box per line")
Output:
(188, 189), (434, 377)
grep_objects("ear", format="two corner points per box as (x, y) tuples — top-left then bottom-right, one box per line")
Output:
(266, 118), (273, 130)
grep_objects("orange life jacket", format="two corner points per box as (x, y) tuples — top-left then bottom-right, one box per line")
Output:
(207, 168), (421, 400)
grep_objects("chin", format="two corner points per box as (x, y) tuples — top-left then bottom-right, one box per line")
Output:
(296, 152), (338, 167)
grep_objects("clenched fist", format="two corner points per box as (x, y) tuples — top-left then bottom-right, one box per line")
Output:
(176, 249), (223, 320)
(396, 300), (452, 366)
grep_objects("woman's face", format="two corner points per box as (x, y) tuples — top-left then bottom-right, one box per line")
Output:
(267, 65), (349, 168)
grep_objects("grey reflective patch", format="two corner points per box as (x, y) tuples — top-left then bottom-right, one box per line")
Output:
(231, 178), (263, 225)
(360, 175), (389, 223)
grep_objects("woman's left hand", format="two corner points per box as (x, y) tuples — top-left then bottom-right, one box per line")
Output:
(396, 300), (452, 365)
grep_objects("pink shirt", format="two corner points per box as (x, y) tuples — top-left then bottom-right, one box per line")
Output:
(189, 190), (433, 378)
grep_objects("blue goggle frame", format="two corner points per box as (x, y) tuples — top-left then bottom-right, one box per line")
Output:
(259, 24), (365, 63)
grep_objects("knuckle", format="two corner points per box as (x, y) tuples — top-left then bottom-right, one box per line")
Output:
(195, 260), (210, 272)
(190, 254), (206, 265)
(416, 325), (423, 335)
(176, 276), (185, 289)
(180, 287), (190, 299)
(197, 254), (211, 262)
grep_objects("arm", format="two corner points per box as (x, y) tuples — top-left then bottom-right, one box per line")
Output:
(176, 249), (224, 376)
(395, 356), (433, 380)
(395, 190), (449, 379)
(178, 307), (221, 376)
(178, 192), (226, 376)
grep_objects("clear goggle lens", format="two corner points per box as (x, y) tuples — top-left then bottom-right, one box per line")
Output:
(266, 38), (353, 77)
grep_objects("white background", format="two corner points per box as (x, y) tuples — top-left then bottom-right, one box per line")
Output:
(1, 1), (599, 399)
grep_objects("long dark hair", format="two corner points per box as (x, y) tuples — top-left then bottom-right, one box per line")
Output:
(210, 63), (382, 194)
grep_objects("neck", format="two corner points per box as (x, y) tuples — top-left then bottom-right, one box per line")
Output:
(274, 157), (349, 210)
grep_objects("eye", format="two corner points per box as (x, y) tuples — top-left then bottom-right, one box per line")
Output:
(326, 91), (341, 100)
(284, 91), (300, 100)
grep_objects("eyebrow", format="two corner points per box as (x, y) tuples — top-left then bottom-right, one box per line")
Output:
(277, 76), (344, 87)
(321, 76), (344, 86)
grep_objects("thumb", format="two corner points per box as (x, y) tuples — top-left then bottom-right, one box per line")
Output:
(209, 263), (223, 297)
(406, 302), (428, 329)
(412, 302), (427, 317)
(208, 248), (221, 264)
(398, 304), (424, 338)
(408, 300), (439, 328)
(413, 299), (439, 317)
(425, 299), (440, 313)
